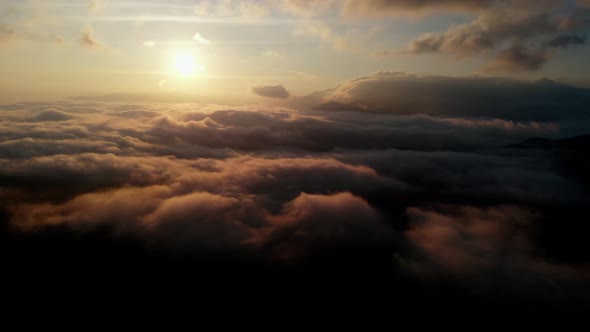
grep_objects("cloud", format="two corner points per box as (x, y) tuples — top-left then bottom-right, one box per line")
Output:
(479, 33), (587, 73)
(316, 70), (590, 122)
(406, 11), (558, 55)
(194, 1), (211, 15)
(5, 150), (395, 250)
(80, 28), (107, 50)
(52, 35), (66, 45)
(28, 109), (74, 122)
(141, 192), (253, 249)
(0, 23), (65, 46)
(0, 93), (580, 158)
(200, 0), (272, 18)
(250, 192), (394, 259)
(251, 85), (290, 99)
(281, 0), (495, 17)
(482, 46), (549, 72)
(341, 0), (495, 17)
(404, 205), (588, 289)
(543, 34), (587, 48)
(281, 0), (336, 16)
(0, 24), (15, 44)
(193, 32), (212, 45)
(88, 0), (103, 13)
(262, 50), (282, 58)
(238, 2), (270, 18)
(400, 4), (590, 70)
(1, 73), (590, 294)
(406, 205), (537, 274)
(294, 20), (353, 51)
(283, 0), (563, 18)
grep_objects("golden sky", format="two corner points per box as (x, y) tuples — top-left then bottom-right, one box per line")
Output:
(1, 0), (589, 100)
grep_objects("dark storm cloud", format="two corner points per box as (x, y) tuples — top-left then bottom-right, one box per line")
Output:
(252, 85), (291, 99)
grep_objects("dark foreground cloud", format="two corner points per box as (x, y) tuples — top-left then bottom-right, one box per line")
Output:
(252, 85), (291, 99)
(0, 74), (589, 310)
(404, 205), (589, 298)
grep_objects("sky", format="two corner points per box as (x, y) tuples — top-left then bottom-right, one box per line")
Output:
(1, 1), (590, 314)
(1, 0), (590, 100)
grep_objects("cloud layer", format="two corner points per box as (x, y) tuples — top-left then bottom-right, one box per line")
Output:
(1, 73), (589, 300)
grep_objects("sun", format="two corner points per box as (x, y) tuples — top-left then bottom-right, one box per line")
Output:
(174, 53), (196, 76)
(173, 52), (203, 76)
(172, 52), (206, 76)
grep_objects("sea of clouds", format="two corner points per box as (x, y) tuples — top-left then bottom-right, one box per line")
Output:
(1, 74), (589, 300)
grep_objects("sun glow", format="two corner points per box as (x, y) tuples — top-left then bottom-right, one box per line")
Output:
(173, 52), (204, 76)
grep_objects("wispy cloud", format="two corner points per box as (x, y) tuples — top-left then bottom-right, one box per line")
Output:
(0, 24), (16, 44)
(80, 27), (108, 50)
(193, 32), (212, 45)
(76, 15), (302, 25)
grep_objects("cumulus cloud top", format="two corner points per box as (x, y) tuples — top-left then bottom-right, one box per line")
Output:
(1, 74), (589, 300)
(252, 85), (291, 99)
(313, 71), (590, 123)
(28, 109), (74, 122)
